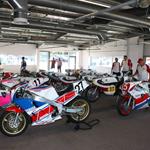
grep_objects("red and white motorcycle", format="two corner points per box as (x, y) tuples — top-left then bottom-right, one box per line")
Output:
(117, 78), (150, 116)
(0, 77), (90, 136)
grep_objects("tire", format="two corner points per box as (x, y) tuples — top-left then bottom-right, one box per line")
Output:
(0, 111), (28, 136)
(117, 96), (133, 116)
(85, 86), (100, 102)
(67, 98), (90, 122)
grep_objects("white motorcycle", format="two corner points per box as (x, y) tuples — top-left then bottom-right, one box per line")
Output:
(85, 73), (127, 102)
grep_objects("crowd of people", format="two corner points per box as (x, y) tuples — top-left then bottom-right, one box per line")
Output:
(20, 55), (150, 82)
(111, 55), (150, 81)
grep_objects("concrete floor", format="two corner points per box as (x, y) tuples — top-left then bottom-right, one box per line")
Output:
(0, 95), (150, 150)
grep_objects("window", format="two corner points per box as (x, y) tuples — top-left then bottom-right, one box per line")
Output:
(0, 55), (35, 65)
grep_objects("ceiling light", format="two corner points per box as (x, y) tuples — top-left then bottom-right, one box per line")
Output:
(13, 17), (29, 25)
(46, 15), (71, 21)
(107, 30), (121, 34)
(77, 0), (110, 8)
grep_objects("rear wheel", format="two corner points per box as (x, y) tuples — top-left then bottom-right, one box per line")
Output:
(85, 86), (100, 102)
(0, 111), (28, 136)
(67, 99), (90, 122)
(117, 96), (133, 116)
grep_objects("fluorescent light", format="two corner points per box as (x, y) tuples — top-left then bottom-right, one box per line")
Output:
(78, 0), (110, 8)
(46, 15), (71, 21)
(107, 30), (121, 34)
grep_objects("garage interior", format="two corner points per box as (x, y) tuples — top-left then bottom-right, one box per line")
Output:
(0, 0), (150, 150)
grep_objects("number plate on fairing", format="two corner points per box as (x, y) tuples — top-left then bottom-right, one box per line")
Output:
(108, 86), (116, 92)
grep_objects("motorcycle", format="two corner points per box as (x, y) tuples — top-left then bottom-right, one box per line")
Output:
(0, 78), (90, 136)
(117, 78), (150, 116)
(85, 74), (124, 102)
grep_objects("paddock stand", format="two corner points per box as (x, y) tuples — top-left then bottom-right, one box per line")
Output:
(67, 115), (100, 131)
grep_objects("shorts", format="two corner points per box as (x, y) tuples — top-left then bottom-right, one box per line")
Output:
(57, 66), (61, 69)
(113, 72), (121, 76)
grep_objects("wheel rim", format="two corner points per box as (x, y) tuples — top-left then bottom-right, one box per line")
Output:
(119, 99), (132, 115)
(2, 112), (26, 135)
(87, 88), (99, 101)
(70, 99), (90, 121)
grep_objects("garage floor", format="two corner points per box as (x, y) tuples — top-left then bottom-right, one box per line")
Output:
(0, 95), (149, 150)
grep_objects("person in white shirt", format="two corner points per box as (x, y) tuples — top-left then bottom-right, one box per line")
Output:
(133, 58), (150, 81)
(121, 55), (132, 76)
(111, 58), (121, 76)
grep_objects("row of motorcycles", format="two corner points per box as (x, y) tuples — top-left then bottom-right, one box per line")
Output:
(0, 70), (149, 136)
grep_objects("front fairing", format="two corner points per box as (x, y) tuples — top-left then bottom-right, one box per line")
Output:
(28, 85), (59, 101)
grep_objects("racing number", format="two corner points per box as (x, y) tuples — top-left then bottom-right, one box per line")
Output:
(108, 86), (115, 92)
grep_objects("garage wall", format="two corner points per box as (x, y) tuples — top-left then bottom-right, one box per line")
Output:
(127, 37), (144, 72)
(144, 43), (150, 56)
(80, 40), (127, 73)
(0, 43), (37, 73)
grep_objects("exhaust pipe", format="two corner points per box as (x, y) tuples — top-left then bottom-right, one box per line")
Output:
(7, 0), (28, 25)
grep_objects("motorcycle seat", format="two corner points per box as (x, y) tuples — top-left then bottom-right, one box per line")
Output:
(97, 80), (118, 86)
(61, 77), (79, 83)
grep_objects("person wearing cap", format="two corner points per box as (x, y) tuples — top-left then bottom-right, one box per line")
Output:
(133, 58), (150, 81)
(121, 55), (132, 76)
(111, 58), (121, 76)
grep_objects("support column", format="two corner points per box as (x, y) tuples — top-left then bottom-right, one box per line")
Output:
(127, 36), (144, 72)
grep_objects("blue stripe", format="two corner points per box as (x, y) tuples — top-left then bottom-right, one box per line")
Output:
(134, 98), (150, 110)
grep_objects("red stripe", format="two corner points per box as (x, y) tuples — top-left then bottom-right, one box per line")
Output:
(56, 91), (76, 103)
(135, 94), (149, 104)
(31, 106), (54, 122)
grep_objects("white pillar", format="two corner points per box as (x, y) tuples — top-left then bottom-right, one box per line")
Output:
(127, 37), (144, 72)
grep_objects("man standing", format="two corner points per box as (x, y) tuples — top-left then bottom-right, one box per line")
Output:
(133, 58), (150, 81)
(121, 55), (132, 76)
(57, 58), (62, 73)
(21, 57), (27, 71)
(51, 57), (56, 69)
(111, 58), (121, 76)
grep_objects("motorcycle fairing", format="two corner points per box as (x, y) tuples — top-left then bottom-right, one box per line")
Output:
(132, 93), (150, 110)
(29, 85), (59, 101)
(0, 91), (11, 106)
(73, 80), (89, 93)
(1, 79), (20, 88)
(6, 105), (24, 113)
(93, 78), (117, 95)
(6, 89), (77, 125)
(56, 91), (77, 104)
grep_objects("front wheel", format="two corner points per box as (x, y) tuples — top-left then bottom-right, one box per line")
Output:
(0, 111), (28, 136)
(117, 96), (133, 116)
(85, 86), (100, 102)
(67, 99), (90, 122)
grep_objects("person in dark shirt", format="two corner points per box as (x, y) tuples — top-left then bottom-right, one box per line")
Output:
(51, 57), (56, 69)
(21, 57), (27, 72)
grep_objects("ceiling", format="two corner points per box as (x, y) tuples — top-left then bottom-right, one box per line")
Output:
(0, 0), (150, 49)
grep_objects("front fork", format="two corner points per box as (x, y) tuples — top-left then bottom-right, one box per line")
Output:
(127, 97), (132, 107)
(14, 113), (19, 125)
(93, 86), (98, 94)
